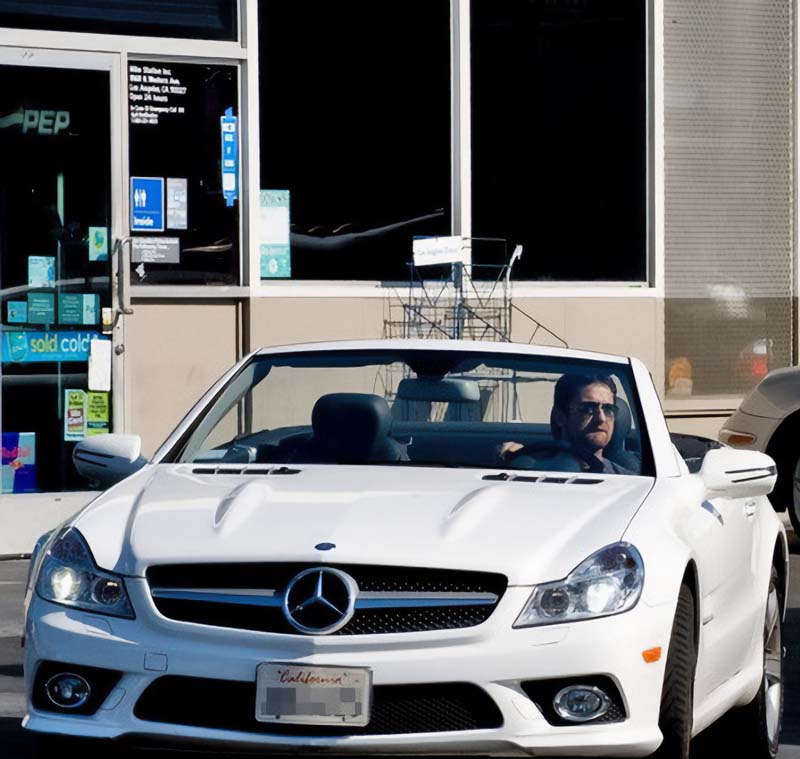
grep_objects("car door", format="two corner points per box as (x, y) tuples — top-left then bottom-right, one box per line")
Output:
(686, 491), (757, 698)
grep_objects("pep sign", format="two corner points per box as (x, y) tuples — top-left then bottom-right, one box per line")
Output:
(2, 331), (107, 363)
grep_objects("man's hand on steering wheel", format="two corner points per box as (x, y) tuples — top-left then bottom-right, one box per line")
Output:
(501, 441), (606, 473)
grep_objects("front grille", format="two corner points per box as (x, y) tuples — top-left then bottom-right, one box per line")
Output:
(135, 676), (503, 736)
(147, 563), (507, 635)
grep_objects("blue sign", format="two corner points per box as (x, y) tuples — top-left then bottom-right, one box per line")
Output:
(220, 107), (238, 207)
(131, 177), (165, 232)
(2, 331), (108, 364)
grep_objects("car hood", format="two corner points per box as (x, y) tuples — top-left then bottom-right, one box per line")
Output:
(76, 465), (654, 585)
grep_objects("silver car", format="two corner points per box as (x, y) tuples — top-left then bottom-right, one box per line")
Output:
(721, 367), (800, 531)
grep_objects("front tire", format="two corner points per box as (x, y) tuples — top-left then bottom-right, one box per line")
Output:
(652, 583), (696, 759)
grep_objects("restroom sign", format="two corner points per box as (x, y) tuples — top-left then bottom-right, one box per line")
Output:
(130, 177), (165, 232)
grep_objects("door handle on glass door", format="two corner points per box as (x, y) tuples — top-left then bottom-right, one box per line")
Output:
(113, 237), (135, 319)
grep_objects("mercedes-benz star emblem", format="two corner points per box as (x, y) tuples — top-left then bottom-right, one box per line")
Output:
(282, 567), (358, 634)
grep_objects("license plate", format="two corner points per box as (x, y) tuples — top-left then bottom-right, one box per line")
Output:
(255, 662), (372, 726)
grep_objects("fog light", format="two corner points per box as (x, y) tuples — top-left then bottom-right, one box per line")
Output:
(553, 685), (610, 722)
(45, 673), (91, 709)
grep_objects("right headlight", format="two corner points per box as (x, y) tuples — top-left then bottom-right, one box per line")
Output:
(514, 542), (644, 628)
(35, 527), (135, 619)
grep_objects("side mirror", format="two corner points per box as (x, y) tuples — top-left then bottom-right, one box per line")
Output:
(73, 434), (147, 488)
(699, 447), (777, 499)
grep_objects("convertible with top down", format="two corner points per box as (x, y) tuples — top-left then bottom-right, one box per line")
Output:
(23, 339), (787, 758)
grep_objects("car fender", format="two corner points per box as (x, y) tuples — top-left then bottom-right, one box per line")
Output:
(622, 476), (702, 612)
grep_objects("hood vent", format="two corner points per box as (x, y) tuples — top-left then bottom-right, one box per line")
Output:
(482, 473), (602, 485)
(191, 465), (300, 476)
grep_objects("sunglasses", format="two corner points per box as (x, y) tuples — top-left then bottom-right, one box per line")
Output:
(572, 401), (618, 418)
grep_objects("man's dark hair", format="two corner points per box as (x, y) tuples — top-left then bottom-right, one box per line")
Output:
(553, 373), (617, 413)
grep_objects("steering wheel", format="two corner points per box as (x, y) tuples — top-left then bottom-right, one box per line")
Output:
(502, 442), (605, 474)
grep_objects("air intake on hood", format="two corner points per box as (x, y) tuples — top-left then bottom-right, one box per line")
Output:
(191, 465), (301, 476)
(482, 473), (603, 485)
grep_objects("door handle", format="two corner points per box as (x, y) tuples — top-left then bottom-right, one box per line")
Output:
(113, 237), (135, 320)
(744, 500), (757, 518)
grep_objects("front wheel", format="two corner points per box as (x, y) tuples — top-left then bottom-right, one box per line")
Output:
(652, 583), (696, 759)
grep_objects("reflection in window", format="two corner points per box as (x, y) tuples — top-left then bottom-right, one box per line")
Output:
(128, 62), (239, 286)
(0, 0), (237, 41)
(259, 1), (452, 281)
(471, 0), (647, 281)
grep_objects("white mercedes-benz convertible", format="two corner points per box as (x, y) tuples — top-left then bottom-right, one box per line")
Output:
(23, 340), (787, 758)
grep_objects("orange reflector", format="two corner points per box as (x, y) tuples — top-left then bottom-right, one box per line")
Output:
(642, 647), (662, 664)
(719, 430), (756, 447)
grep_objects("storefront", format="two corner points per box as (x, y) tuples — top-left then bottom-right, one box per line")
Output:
(0, 0), (795, 552)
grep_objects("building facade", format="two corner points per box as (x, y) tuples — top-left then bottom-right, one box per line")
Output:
(0, 0), (795, 552)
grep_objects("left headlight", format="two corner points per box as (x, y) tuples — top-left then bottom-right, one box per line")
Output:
(35, 527), (135, 619)
(514, 542), (644, 628)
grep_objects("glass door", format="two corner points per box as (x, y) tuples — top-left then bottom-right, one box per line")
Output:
(0, 59), (116, 493)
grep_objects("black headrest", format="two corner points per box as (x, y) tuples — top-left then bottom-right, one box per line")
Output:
(311, 393), (393, 462)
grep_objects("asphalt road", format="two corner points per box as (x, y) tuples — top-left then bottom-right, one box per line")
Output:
(4, 529), (800, 758)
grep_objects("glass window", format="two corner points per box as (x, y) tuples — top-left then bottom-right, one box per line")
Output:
(471, 0), (647, 281)
(128, 61), (240, 286)
(169, 349), (652, 477)
(0, 0), (237, 41)
(258, 1), (452, 281)
(0, 65), (114, 493)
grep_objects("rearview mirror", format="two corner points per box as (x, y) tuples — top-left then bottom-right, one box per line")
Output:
(73, 433), (147, 488)
(699, 447), (776, 499)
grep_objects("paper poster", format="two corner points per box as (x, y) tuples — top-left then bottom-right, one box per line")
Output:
(88, 338), (112, 392)
(259, 190), (291, 278)
(64, 389), (87, 441)
(1, 432), (37, 494)
(7, 301), (27, 323)
(86, 392), (110, 436)
(167, 178), (188, 229)
(59, 293), (99, 325)
(131, 237), (180, 264)
(88, 227), (109, 261)
(413, 236), (471, 267)
(27, 292), (55, 324)
(28, 256), (55, 288)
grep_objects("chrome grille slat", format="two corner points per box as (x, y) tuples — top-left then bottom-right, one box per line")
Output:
(150, 587), (498, 609)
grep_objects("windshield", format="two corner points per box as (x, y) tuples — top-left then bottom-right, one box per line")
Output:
(169, 349), (654, 476)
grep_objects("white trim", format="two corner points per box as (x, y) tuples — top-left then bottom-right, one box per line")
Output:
(252, 281), (658, 299)
(0, 28), (246, 60)
(662, 397), (742, 415)
(652, 0), (665, 299)
(457, 0), (471, 239)
(131, 285), (249, 299)
(0, 45), (115, 70)
(242, 0), (261, 288)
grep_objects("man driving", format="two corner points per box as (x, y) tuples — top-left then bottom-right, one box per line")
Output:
(501, 373), (634, 474)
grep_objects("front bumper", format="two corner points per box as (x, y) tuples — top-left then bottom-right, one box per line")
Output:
(24, 582), (674, 757)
